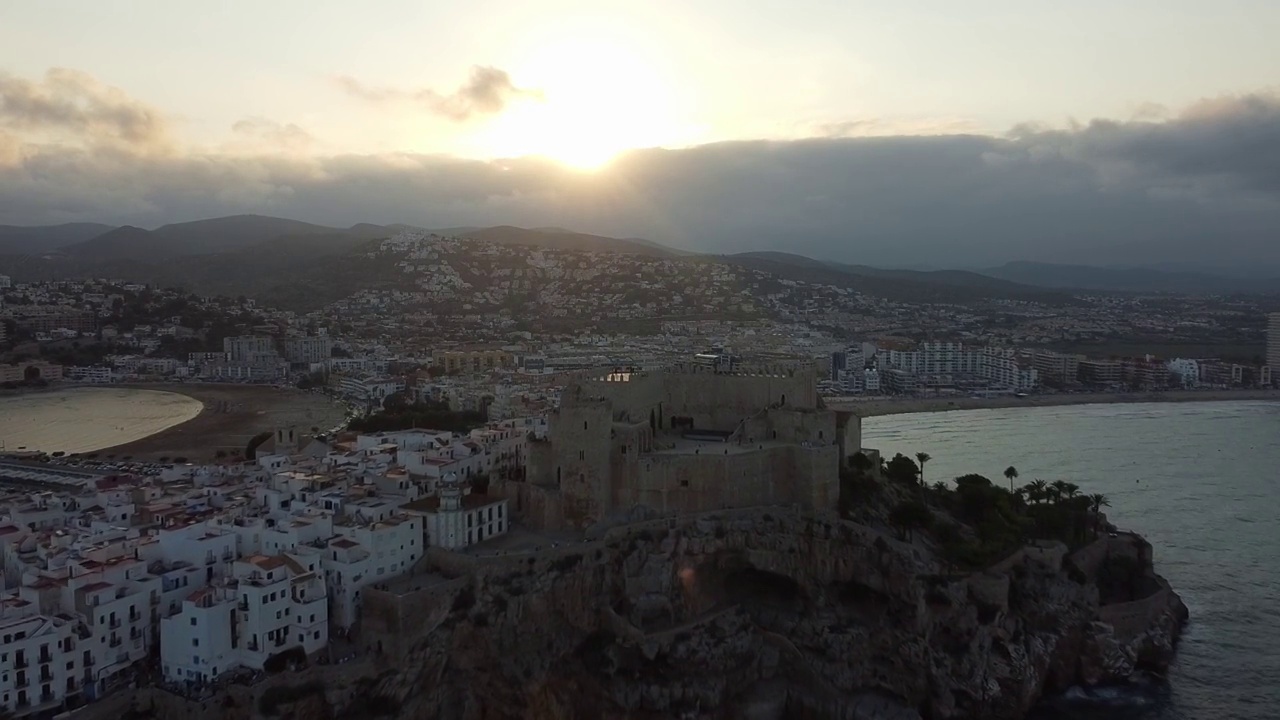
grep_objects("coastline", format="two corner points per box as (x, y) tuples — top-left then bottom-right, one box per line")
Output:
(837, 388), (1280, 417)
(79, 383), (347, 462)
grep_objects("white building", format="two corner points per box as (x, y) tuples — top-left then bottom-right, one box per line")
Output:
(979, 347), (1038, 391)
(160, 554), (328, 686)
(1167, 358), (1200, 388)
(320, 514), (421, 630)
(282, 337), (333, 364)
(402, 474), (508, 550)
(223, 336), (276, 362)
(0, 604), (80, 716)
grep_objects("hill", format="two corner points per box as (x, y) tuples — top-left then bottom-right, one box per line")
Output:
(727, 252), (1067, 304)
(58, 214), (392, 260)
(462, 226), (678, 257)
(981, 261), (1280, 295)
(0, 222), (116, 255)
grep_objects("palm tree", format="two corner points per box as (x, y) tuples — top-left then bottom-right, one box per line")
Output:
(915, 452), (931, 495)
(1004, 466), (1019, 493)
(1027, 479), (1049, 504)
(1089, 493), (1110, 534)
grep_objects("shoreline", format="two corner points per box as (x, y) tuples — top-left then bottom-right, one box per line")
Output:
(7, 382), (348, 462)
(836, 388), (1280, 417)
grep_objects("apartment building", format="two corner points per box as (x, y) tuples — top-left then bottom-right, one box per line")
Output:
(433, 349), (515, 375)
(0, 607), (80, 716)
(160, 554), (328, 686)
(282, 336), (333, 364)
(1268, 313), (1280, 375)
(222, 336), (276, 363)
(979, 347), (1038, 391)
(1031, 350), (1082, 385)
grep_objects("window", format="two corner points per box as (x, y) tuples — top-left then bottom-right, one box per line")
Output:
(578, 450), (585, 460)
(680, 480), (689, 487)
(190, 617), (197, 626)
(310, 614), (315, 623)
(313, 631), (320, 639)
(192, 638), (199, 647)
(261, 596), (267, 605)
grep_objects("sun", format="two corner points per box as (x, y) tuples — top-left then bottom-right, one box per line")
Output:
(470, 39), (693, 169)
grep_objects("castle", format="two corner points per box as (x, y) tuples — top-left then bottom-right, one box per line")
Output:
(520, 356), (862, 530)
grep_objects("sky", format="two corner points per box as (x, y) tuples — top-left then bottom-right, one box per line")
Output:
(3, 0), (1280, 270)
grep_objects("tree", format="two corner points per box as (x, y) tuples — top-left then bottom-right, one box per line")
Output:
(1089, 493), (1110, 534)
(889, 500), (933, 542)
(1027, 479), (1049, 504)
(915, 452), (932, 499)
(849, 451), (874, 476)
(1004, 466), (1019, 493)
(884, 454), (920, 488)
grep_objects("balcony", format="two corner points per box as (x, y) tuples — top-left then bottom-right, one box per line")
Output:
(15, 675), (29, 688)
(128, 611), (141, 623)
(238, 599), (250, 612)
(83, 656), (95, 667)
(39, 651), (53, 663)
(108, 618), (122, 629)
(40, 670), (54, 683)
(14, 657), (29, 669)
(109, 636), (122, 648)
(129, 627), (141, 640)
(40, 692), (56, 705)
(247, 641), (259, 652)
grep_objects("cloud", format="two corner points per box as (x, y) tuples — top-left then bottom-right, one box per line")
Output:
(229, 117), (315, 153)
(0, 67), (170, 151)
(335, 65), (541, 121)
(2, 74), (1280, 273)
(817, 116), (983, 138)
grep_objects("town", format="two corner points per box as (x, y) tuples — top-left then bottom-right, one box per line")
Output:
(0, 231), (1278, 717)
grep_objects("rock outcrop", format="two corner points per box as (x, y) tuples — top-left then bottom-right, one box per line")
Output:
(112, 509), (1184, 720)
(336, 509), (1186, 720)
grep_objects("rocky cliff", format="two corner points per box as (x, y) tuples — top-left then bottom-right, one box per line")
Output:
(117, 508), (1185, 720)
(333, 508), (1184, 720)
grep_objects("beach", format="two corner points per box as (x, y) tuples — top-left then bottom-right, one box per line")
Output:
(831, 388), (1280, 417)
(92, 383), (347, 462)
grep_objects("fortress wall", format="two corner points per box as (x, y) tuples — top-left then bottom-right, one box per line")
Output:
(546, 401), (615, 528)
(621, 446), (829, 516)
(571, 371), (665, 424)
(763, 407), (838, 445)
(491, 478), (565, 532)
(662, 372), (816, 430)
(835, 411), (862, 464)
(362, 576), (471, 657)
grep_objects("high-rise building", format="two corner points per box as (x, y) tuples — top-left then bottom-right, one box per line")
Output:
(223, 336), (276, 362)
(1267, 313), (1280, 376)
(282, 336), (333, 364)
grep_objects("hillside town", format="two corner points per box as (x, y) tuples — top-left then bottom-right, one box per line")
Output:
(0, 234), (1274, 717)
(2, 228), (1277, 404)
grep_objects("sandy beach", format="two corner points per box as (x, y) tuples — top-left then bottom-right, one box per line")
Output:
(92, 383), (348, 462)
(830, 388), (1280, 417)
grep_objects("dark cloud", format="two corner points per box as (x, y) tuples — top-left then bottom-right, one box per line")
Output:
(0, 68), (170, 150)
(335, 66), (541, 121)
(2, 73), (1280, 273)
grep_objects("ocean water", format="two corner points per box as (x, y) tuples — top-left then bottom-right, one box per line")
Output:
(0, 387), (203, 454)
(863, 401), (1280, 720)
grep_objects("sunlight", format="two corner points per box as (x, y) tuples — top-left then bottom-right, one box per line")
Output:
(472, 38), (693, 169)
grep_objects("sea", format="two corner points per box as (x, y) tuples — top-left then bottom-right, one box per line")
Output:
(0, 387), (203, 454)
(864, 400), (1280, 720)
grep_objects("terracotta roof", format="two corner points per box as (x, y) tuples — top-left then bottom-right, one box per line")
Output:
(246, 555), (288, 571)
(330, 538), (359, 549)
(78, 581), (113, 593)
